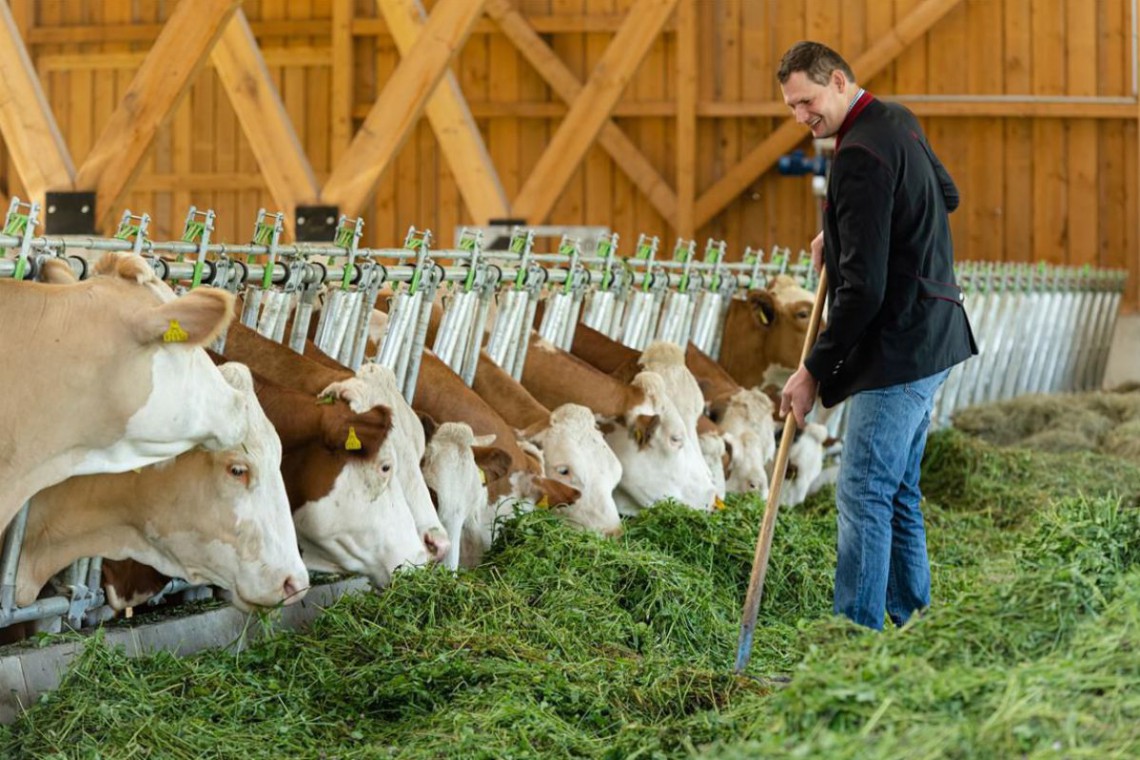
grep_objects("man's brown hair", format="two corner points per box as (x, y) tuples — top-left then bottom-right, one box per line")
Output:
(777, 41), (856, 86)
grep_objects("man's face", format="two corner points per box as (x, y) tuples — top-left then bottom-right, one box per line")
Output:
(780, 70), (851, 138)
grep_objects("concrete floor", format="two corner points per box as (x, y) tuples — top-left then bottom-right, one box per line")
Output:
(1103, 313), (1140, 390)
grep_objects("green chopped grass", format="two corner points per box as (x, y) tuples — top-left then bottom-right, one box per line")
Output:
(3, 430), (1140, 759)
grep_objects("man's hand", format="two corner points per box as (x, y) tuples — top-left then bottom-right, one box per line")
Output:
(780, 364), (819, 429)
(810, 230), (823, 275)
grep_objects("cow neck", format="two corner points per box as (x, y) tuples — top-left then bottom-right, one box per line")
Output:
(472, 351), (551, 430)
(223, 322), (350, 395)
(569, 323), (640, 375)
(684, 343), (742, 402)
(415, 351), (538, 474)
(17, 455), (208, 606)
(520, 336), (642, 419)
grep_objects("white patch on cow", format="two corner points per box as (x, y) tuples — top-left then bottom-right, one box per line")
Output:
(524, 403), (623, 535)
(775, 423), (829, 508)
(698, 432), (728, 500)
(292, 452), (428, 587)
(321, 362), (451, 563)
(718, 388), (777, 495)
(106, 362), (306, 611)
(75, 348), (248, 474)
(768, 274), (815, 305)
(422, 422), (488, 571)
(607, 371), (718, 514)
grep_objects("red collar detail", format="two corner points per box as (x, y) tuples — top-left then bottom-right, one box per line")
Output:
(836, 90), (873, 148)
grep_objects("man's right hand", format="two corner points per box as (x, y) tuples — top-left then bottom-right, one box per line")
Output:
(810, 230), (823, 275)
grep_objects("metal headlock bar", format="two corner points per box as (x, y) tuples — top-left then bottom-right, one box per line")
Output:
(0, 197), (1128, 636)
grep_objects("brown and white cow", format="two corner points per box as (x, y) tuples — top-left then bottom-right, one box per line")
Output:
(0, 254), (249, 534)
(220, 321), (451, 565)
(520, 336), (718, 514)
(18, 363), (308, 611)
(717, 275), (818, 390)
(471, 350), (623, 536)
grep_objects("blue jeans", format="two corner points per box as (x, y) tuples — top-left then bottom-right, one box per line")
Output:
(834, 369), (949, 630)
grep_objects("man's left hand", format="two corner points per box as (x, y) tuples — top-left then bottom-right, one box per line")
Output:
(780, 364), (819, 428)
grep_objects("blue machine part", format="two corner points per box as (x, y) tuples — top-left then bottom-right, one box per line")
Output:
(777, 149), (829, 177)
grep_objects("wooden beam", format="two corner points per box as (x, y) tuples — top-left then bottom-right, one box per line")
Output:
(36, 48), (331, 72)
(211, 9), (321, 235)
(73, 0), (240, 224)
(26, 20), (333, 45)
(378, 0), (509, 224)
(0, 0), (75, 202)
(693, 0), (967, 229)
(331, 0), (355, 164)
(486, 0), (677, 224)
(321, 0), (485, 216)
(675, 0), (697, 238)
(354, 14), (678, 36)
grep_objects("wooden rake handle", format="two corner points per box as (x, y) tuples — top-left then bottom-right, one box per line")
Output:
(733, 268), (828, 674)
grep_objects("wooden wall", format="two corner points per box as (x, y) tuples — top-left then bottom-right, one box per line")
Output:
(2, 0), (1138, 308)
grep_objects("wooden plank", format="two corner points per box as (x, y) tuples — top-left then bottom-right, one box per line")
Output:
(549, 0), (588, 228)
(73, 0), (240, 225)
(771, 0), (808, 251)
(309, 0), (333, 178)
(712, 0), (742, 244)
(964, 0), (1003, 264)
(0, 0), (74, 201)
(379, 0), (509, 225)
(371, 25), (399, 244)
(36, 49), (332, 73)
(331, 0), (354, 164)
(212, 9), (321, 235)
(1031, 0), (1066, 265)
(738, 0), (770, 251)
(584, 0), (615, 239)
(27, 19), (334, 45)
(488, 2), (521, 200)
(322, 0), (485, 216)
(1099, 0), (1127, 270)
(1003, 0), (1033, 262)
(674, 0), (696, 238)
(486, 0), (677, 223)
(354, 13), (678, 36)
(865, 0), (895, 94)
(693, 0), (967, 229)
(1067, 0), (1098, 267)
(510, 0), (678, 223)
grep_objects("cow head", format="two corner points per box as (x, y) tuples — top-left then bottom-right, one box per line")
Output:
(602, 371), (719, 514)
(708, 388), (777, 495)
(718, 278), (817, 389)
(518, 403), (623, 536)
(421, 422), (495, 571)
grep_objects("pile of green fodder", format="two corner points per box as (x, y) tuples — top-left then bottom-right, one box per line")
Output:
(951, 390), (1140, 462)
(4, 430), (1140, 759)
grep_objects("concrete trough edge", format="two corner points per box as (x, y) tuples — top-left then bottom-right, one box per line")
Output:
(0, 577), (369, 724)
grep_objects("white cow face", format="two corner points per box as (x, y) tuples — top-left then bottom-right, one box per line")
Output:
(291, 430), (429, 587)
(319, 362), (452, 564)
(523, 404), (623, 536)
(421, 423), (494, 571)
(604, 372), (719, 514)
(709, 389), (777, 495)
(134, 363), (308, 611)
(778, 423), (830, 508)
(698, 431), (729, 500)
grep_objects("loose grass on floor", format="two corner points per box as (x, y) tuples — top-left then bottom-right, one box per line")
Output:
(3, 430), (1140, 759)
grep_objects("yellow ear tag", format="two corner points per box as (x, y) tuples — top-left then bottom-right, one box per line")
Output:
(757, 310), (770, 326)
(714, 496), (727, 512)
(478, 468), (487, 485)
(163, 320), (189, 343)
(632, 428), (644, 445)
(345, 426), (362, 451)
(536, 495), (550, 510)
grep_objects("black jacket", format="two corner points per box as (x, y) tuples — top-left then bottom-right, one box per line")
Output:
(804, 94), (977, 407)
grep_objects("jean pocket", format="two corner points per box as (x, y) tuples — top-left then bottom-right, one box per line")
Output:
(903, 370), (949, 403)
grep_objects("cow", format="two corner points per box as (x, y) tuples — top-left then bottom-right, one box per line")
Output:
(17, 362), (308, 612)
(519, 335), (718, 514)
(567, 322), (774, 496)
(716, 274), (818, 390)
(471, 350), (623, 536)
(222, 322), (451, 565)
(772, 422), (833, 508)
(0, 253), (250, 535)
(420, 421), (494, 570)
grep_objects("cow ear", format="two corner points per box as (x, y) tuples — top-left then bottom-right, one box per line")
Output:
(135, 288), (236, 348)
(595, 415), (618, 435)
(627, 414), (660, 449)
(472, 433), (497, 447)
(322, 405), (391, 457)
(706, 397), (729, 424)
(747, 290), (777, 327)
(472, 445), (511, 484)
(418, 412), (439, 446)
(39, 258), (79, 284)
(529, 476), (581, 508)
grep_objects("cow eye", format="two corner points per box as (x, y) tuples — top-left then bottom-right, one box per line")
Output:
(556, 465), (571, 477)
(229, 464), (249, 478)
(381, 463), (392, 474)
(669, 434), (684, 447)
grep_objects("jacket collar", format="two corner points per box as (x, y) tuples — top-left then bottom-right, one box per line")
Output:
(836, 90), (874, 148)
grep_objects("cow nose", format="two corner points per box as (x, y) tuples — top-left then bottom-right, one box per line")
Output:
(423, 529), (451, 563)
(604, 524), (624, 539)
(282, 574), (308, 603)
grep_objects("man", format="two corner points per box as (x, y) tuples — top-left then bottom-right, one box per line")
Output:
(776, 42), (976, 631)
